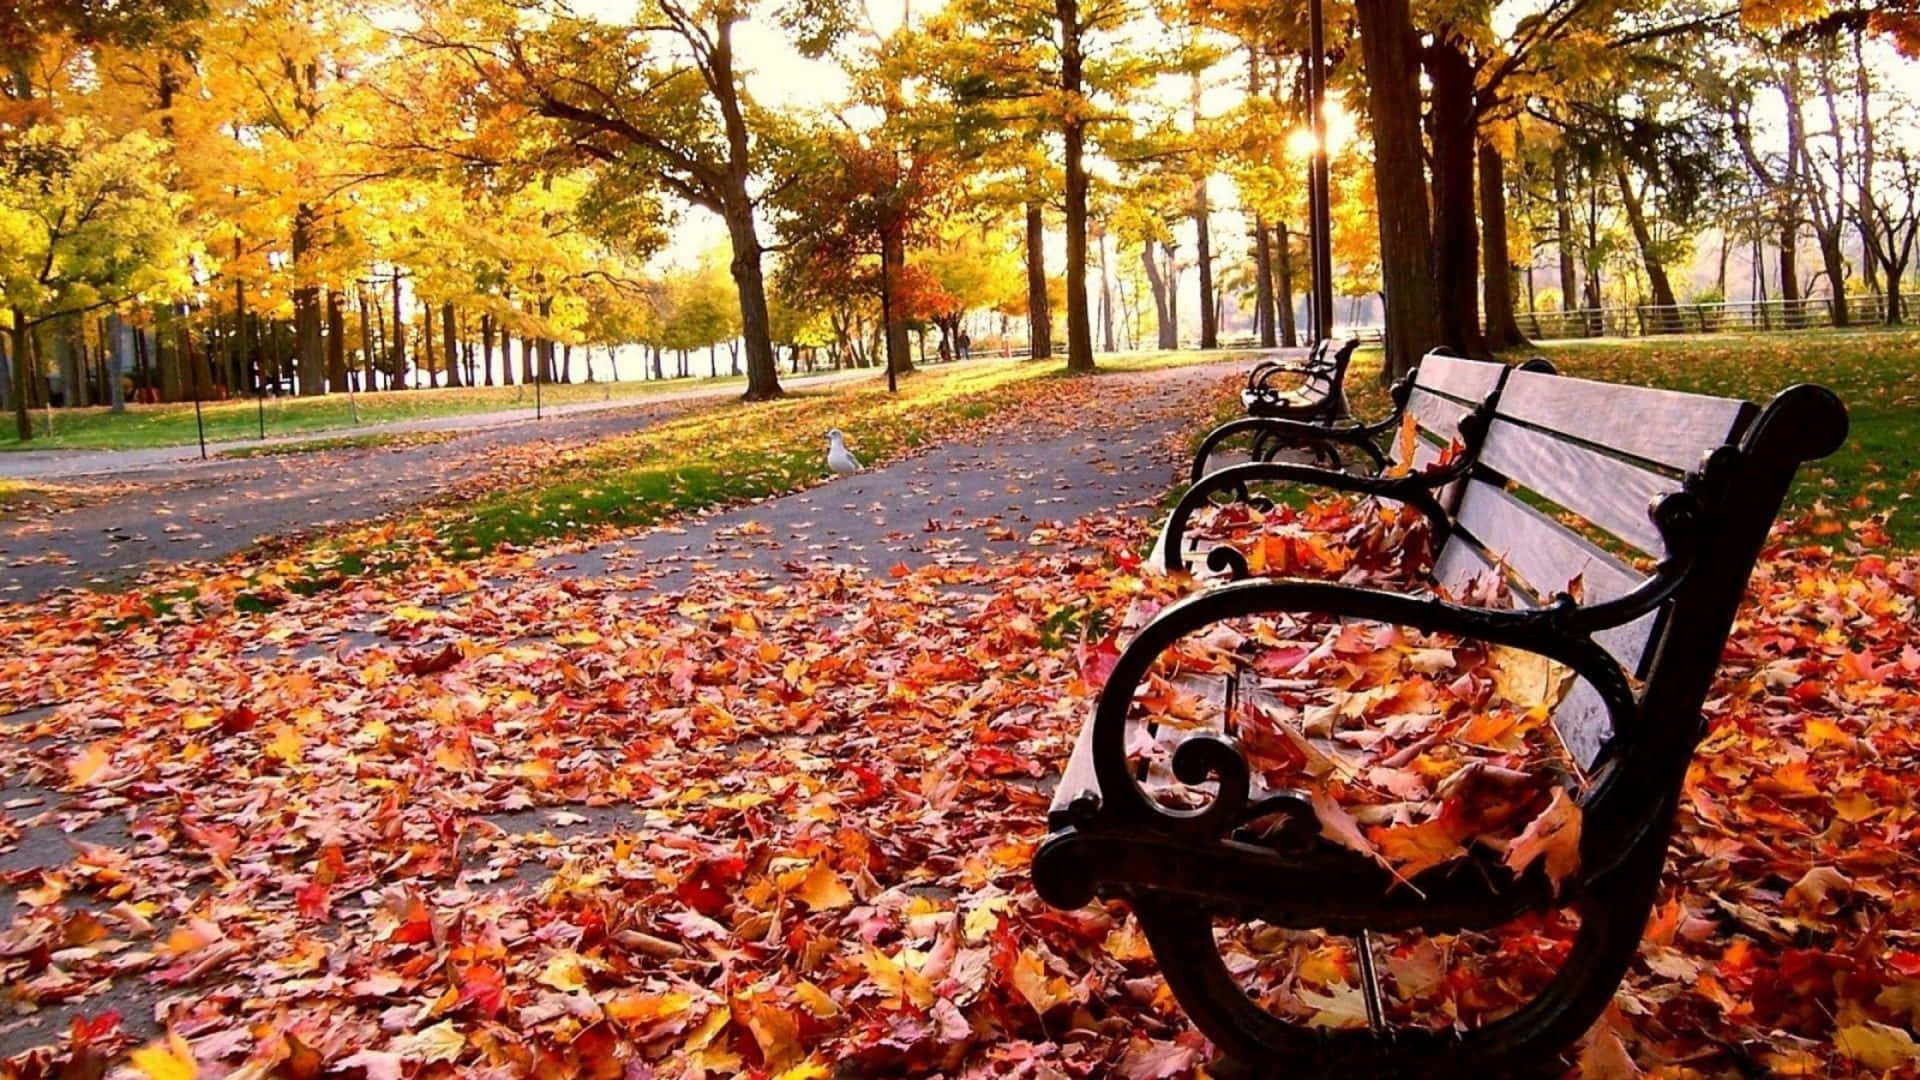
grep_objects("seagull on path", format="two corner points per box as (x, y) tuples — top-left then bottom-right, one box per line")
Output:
(827, 429), (864, 475)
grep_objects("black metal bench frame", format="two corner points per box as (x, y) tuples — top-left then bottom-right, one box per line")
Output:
(1239, 338), (1360, 424)
(1033, 372), (1848, 1074)
(1165, 354), (1556, 578)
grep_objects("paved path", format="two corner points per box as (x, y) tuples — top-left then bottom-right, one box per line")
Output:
(0, 368), (873, 481)
(545, 360), (1243, 585)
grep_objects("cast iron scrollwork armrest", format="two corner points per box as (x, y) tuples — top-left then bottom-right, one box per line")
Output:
(1161, 460), (1460, 575)
(1069, 577), (1640, 870)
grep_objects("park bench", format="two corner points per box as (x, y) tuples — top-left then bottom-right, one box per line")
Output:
(1033, 366), (1847, 1073)
(1239, 338), (1360, 425)
(1165, 352), (1539, 576)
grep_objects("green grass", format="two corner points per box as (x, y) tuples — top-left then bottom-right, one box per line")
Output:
(1335, 327), (1918, 549)
(216, 430), (459, 460)
(0, 374), (747, 452)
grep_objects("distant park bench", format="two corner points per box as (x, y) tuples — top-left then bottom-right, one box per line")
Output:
(1033, 361), (1847, 1072)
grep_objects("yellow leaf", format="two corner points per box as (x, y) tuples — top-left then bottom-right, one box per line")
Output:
(390, 1020), (465, 1064)
(131, 1030), (196, 1080)
(1503, 788), (1583, 895)
(264, 723), (304, 765)
(1489, 647), (1575, 710)
(68, 742), (113, 787)
(792, 861), (852, 911)
(1836, 1021), (1920, 1069)
(536, 950), (590, 992)
(963, 900), (1005, 942)
(774, 1063), (829, 1080)
(793, 981), (840, 1018)
(605, 991), (693, 1024)
(1010, 948), (1073, 1016)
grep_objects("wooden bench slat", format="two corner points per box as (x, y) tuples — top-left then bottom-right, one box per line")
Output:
(1478, 418), (1675, 555)
(1048, 704), (1103, 827)
(1497, 369), (1753, 471)
(1411, 354), (1506, 403)
(1450, 481), (1646, 604)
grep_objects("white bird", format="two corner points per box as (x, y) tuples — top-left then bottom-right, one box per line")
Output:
(826, 428), (864, 475)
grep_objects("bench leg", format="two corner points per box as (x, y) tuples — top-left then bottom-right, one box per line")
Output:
(1131, 830), (1667, 1076)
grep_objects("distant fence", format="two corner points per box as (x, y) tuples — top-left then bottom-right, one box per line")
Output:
(1523, 295), (1899, 340)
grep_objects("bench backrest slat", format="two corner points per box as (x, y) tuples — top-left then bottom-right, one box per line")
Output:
(1496, 368), (1756, 472)
(1474, 420), (1677, 556)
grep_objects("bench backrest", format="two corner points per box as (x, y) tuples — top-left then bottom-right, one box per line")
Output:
(1390, 351), (1507, 476)
(1427, 368), (1841, 771)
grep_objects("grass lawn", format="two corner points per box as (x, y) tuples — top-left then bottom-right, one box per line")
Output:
(0, 373), (747, 452)
(1333, 327), (1919, 549)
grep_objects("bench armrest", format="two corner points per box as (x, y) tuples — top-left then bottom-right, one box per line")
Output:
(1069, 577), (1635, 844)
(1190, 416), (1391, 484)
(1159, 461), (1455, 575)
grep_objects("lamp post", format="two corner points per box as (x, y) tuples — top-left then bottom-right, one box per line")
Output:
(1306, 0), (1335, 342)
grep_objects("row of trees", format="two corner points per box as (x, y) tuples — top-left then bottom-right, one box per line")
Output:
(4, 0), (1917, 437)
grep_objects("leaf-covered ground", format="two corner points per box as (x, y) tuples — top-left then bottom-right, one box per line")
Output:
(2, 356), (1917, 1078)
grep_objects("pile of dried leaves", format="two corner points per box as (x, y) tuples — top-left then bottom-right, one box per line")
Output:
(1, 458), (1915, 1076)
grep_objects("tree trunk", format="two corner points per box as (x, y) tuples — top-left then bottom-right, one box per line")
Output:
(481, 314), (495, 386)
(420, 299), (437, 387)
(1142, 243), (1173, 349)
(1424, 34), (1483, 356)
(292, 206), (325, 396)
(1274, 225), (1298, 347)
(1098, 228), (1116, 353)
(1479, 142), (1527, 350)
(10, 316), (30, 441)
(882, 226), (913, 375)
(1253, 219), (1277, 347)
(1190, 73), (1216, 351)
(1024, 200), (1051, 358)
(390, 273), (406, 388)
(1553, 151), (1578, 314)
(324, 288), (346, 390)
(1613, 159), (1680, 328)
(442, 302), (461, 387)
(357, 290), (375, 391)
(720, 200), (783, 399)
(1356, 0), (1442, 379)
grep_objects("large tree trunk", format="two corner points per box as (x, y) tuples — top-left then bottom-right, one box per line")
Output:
(1059, 2), (1095, 372)
(1253, 219), (1276, 347)
(1024, 200), (1052, 359)
(720, 199), (782, 399)
(326, 288), (347, 390)
(881, 227), (912, 375)
(420, 299), (437, 387)
(1356, 0), (1442, 379)
(1424, 35), (1483, 356)
(292, 206), (325, 396)
(9, 316), (29, 441)
(442, 302), (461, 387)
(1479, 142), (1527, 350)
(1274, 225), (1298, 347)
(1190, 73), (1216, 352)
